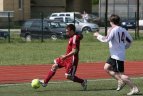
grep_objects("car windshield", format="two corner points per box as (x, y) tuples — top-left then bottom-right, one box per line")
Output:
(122, 19), (135, 22)
(49, 22), (67, 28)
(76, 18), (84, 23)
(23, 20), (33, 28)
(75, 14), (82, 19)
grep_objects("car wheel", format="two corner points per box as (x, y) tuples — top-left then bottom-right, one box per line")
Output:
(82, 27), (92, 33)
(51, 35), (57, 40)
(25, 35), (31, 42)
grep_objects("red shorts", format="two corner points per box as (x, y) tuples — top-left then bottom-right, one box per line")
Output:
(54, 57), (78, 75)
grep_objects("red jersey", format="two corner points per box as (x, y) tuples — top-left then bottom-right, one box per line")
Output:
(66, 34), (80, 58)
(54, 34), (81, 73)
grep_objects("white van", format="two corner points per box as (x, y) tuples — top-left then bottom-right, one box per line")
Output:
(53, 17), (99, 33)
(49, 12), (82, 20)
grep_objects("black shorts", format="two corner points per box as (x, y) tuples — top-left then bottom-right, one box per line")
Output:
(106, 57), (124, 72)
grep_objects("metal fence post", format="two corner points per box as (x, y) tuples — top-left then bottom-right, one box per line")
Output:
(40, 12), (44, 42)
(105, 0), (108, 36)
(136, 0), (140, 38)
(8, 12), (10, 43)
(135, 12), (137, 39)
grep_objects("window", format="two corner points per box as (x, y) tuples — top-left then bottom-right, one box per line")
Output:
(51, 14), (57, 17)
(65, 17), (74, 23)
(59, 22), (67, 28)
(75, 14), (82, 19)
(23, 21), (33, 28)
(44, 21), (49, 28)
(54, 18), (64, 22)
(19, 0), (23, 9)
(31, 21), (42, 29)
(59, 14), (65, 16)
(50, 22), (59, 28)
(66, 14), (70, 16)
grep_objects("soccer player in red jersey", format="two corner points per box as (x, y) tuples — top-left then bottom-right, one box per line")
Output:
(40, 24), (87, 91)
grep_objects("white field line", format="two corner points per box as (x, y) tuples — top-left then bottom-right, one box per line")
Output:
(0, 77), (143, 87)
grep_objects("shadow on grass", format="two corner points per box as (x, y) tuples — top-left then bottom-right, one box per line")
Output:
(87, 88), (116, 91)
(36, 87), (116, 92)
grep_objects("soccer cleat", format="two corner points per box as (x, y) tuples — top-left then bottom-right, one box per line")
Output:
(39, 80), (47, 87)
(127, 87), (139, 95)
(81, 79), (87, 91)
(116, 80), (126, 91)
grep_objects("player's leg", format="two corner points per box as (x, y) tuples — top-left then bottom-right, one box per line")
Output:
(120, 74), (139, 95)
(104, 57), (126, 91)
(40, 58), (61, 87)
(65, 65), (84, 83)
(44, 63), (59, 83)
(65, 65), (87, 91)
(39, 63), (59, 87)
(115, 73), (126, 91)
(105, 57), (117, 78)
(104, 63), (125, 91)
(104, 63), (121, 80)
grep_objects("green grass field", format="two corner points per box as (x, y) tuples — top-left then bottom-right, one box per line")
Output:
(0, 31), (143, 96)
(0, 32), (143, 65)
(0, 78), (142, 96)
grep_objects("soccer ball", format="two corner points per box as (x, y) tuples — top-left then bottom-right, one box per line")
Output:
(31, 79), (40, 89)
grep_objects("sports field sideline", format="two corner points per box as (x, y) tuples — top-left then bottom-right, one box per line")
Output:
(0, 61), (143, 84)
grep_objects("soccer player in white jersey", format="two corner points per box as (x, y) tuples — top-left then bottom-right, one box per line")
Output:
(93, 14), (139, 95)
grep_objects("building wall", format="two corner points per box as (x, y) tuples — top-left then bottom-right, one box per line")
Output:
(23, 0), (31, 20)
(32, 0), (66, 6)
(31, 0), (66, 18)
(0, 0), (92, 21)
(3, 0), (30, 21)
(0, 0), (4, 11)
(99, 0), (143, 19)
(31, 0), (92, 18)
(72, 0), (92, 13)
(66, 0), (92, 14)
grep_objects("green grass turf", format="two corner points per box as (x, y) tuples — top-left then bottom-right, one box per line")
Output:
(0, 32), (143, 95)
(0, 78), (142, 96)
(0, 32), (143, 65)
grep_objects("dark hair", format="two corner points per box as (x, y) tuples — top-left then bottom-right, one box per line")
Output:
(109, 14), (120, 25)
(66, 24), (76, 32)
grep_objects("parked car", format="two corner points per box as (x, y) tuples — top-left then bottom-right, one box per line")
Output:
(20, 19), (67, 41)
(0, 30), (9, 39)
(49, 12), (82, 20)
(53, 17), (99, 33)
(121, 19), (136, 30)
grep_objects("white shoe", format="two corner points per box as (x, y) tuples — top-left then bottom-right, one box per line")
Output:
(81, 79), (87, 91)
(39, 80), (47, 87)
(127, 87), (139, 95)
(116, 80), (126, 91)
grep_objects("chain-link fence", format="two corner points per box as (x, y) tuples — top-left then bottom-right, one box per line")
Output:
(0, 12), (69, 43)
(0, 12), (143, 43)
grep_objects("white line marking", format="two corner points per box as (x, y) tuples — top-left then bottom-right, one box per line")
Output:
(0, 77), (143, 87)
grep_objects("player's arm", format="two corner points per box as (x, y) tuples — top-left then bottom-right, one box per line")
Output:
(125, 31), (133, 49)
(93, 31), (114, 42)
(61, 48), (78, 60)
(61, 35), (79, 60)
(126, 31), (133, 43)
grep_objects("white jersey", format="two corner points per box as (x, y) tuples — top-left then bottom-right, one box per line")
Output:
(97, 26), (133, 61)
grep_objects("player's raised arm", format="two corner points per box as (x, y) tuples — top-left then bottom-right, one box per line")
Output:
(93, 30), (114, 43)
